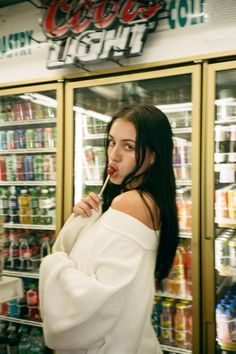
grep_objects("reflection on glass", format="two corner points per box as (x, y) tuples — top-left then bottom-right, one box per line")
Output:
(214, 69), (236, 351)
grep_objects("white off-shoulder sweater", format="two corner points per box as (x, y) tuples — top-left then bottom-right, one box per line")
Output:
(39, 207), (162, 354)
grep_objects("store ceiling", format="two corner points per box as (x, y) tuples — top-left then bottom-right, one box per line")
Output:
(0, 0), (28, 8)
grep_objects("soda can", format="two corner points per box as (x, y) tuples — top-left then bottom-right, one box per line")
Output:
(44, 127), (54, 148)
(215, 236), (230, 269)
(0, 131), (7, 150)
(16, 156), (25, 181)
(6, 130), (16, 150)
(34, 128), (44, 148)
(33, 155), (44, 181)
(228, 237), (236, 268)
(15, 130), (25, 149)
(12, 102), (24, 121)
(227, 188), (236, 219)
(0, 157), (6, 181)
(43, 155), (56, 180)
(6, 155), (16, 181)
(24, 156), (34, 181)
(25, 129), (35, 149)
(215, 187), (229, 219)
(21, 102), (33, 120)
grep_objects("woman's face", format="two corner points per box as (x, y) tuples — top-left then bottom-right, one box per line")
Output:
(107, 118), (153, 185)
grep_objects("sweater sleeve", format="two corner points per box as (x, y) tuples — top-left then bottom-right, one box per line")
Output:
(52, 209), (101, 254)
(39, 234), (144, 351)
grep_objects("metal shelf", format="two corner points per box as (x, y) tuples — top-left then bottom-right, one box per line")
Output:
(156, 291), (192, 302)
(160, 344), (192, 353)
(3, 223), (56, 230)
(217, 340), (236, 351)
(176, 180), (192, 186)
(0, 148), (56, 155)
(0, 118), (57, 128)
(0, 181), (56, 186)
(215, 218), (236, 227)
(172, 127), (192, 134)
(0, 315), (42, 327)
(215, 117), (236, 125)
(2, 270), (39, 279)
(179, 232), (192, 239)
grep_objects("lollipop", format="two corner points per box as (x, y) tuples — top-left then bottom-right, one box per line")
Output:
(98, 165), (116, 198)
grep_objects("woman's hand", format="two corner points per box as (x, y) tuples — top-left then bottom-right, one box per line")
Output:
(73, 192), (101, 218)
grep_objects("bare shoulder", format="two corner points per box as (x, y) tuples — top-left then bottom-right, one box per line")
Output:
(111, 190), (159, 230)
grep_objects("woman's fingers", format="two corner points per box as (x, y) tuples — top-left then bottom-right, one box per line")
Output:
(73, 192), (101, 217)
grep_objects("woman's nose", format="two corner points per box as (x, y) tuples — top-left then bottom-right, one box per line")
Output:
(109, 145), (121, 162)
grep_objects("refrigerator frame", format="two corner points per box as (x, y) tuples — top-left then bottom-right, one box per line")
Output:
(202, 59), (236, 354)
(64, 64), (202, 354)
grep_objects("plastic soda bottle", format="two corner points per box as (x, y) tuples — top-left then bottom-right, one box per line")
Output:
(19, 237), (32, 271)
(40, 236), (51, 258)
(29, 188), (40, 225)
(18, 325), (31, 354)
(39, 189), (51, 225)
(18, 189), (31, 224)
(30, 327), (46, 353)
(26, 284), (40, 322)
(8, 186), (19, 224)
(0, 188), (9, 223)
(2, 232), (10, 270)
(0, 320), (8, 354)
(160, 300), (174, 345)
(8, 230), (20, 270)
(6, 323), (19, 354)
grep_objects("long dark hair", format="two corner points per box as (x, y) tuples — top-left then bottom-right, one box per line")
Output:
(102, 104), (179, 283)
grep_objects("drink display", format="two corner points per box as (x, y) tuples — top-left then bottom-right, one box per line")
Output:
(212, 70), (236, 353)
(0, 186), (56, 226)
(0, 154), (56, 182)
(0, 87), (60, 343)
(162, 239), (192, 298)
(0, 321), (51, 353)
(71, 73), (195, 353)
(152, 297), (192, 349)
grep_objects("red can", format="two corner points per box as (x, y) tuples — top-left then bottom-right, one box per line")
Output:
(0, 157), (6, 181)
(16, 156), (25, 181)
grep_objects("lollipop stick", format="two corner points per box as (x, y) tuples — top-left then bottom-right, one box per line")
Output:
(98, 175), (110, 198)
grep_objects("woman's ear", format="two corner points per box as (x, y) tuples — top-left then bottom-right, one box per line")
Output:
(150, 151), (156, 165)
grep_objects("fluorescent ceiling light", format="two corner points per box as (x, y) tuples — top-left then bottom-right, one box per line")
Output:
(19, 93), (57, 108)
(73, 106), (111, 123)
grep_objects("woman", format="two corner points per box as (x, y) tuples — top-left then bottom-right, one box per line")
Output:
(39, 104), (179, 354)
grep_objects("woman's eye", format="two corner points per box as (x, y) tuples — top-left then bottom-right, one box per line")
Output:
(108, 140), (115, 147)
(124, 144), (134, 151)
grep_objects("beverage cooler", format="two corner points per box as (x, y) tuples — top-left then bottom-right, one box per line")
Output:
(0, 83), (63, 353)
(64, 65), (202, 354)
(203, 60), (236, 354)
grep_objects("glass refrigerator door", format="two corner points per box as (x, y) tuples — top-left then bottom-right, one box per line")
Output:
(203, 61), (236, 354)
(65, 65), (201, 354)
(0, 84), (63, 335)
